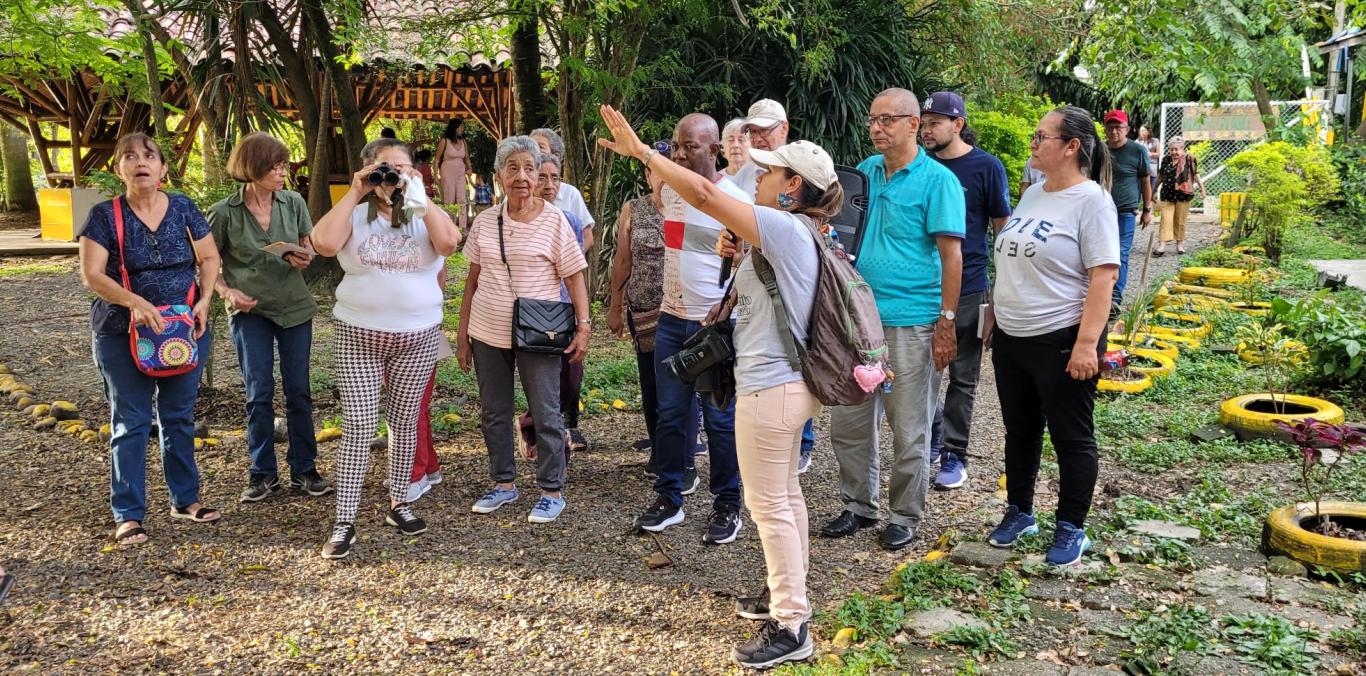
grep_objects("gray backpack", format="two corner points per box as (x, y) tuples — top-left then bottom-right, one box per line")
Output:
(751, 216), (889, 406)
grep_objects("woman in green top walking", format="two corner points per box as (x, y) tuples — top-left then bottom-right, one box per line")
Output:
(208, 132), (333, 504)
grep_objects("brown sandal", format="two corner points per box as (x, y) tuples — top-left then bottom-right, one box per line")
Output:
(115, 521), (148, 545)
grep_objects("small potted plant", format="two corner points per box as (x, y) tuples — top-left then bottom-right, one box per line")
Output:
(1220, 320), (1343, 439)
(1263, 419), (1366, 572)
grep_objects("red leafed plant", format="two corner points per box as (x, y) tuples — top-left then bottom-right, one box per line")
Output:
(1277, 418), (1366, 535)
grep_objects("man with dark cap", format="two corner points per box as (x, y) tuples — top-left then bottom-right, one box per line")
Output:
(918, 92), (1012, 491)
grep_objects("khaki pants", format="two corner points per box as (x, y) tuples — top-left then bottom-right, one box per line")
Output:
(1159, 200), (1191, 242)
(735, 380), (821, 632)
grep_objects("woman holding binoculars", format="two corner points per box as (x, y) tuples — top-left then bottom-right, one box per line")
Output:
(309, 138), (461, 560)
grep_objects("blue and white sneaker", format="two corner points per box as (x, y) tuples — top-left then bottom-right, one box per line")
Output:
(929, 445), (942, 468)
(1045, 520), (1092, 566)
(797, 450), (813, 475)
(934, 452), (967, 490)
(471, 486), (520, 514)
(987, 505), (1039, 548)
(527, 495), (566, 523)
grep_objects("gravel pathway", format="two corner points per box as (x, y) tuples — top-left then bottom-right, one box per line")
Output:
(0, 215), (1224, 672)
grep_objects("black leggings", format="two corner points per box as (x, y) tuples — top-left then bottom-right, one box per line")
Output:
(991, 324), (1103, 527)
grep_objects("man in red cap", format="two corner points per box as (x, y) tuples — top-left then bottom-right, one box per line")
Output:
(1102, 109), (1152, 309)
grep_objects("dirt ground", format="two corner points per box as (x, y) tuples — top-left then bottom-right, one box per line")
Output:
(0, 216), (1258, 673)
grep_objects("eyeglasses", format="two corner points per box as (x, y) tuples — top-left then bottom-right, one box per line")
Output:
(741, 124), (780, 137)
(1030, 132), (1065, 144)
(865, 114), (914, 128)
(538, 173), (562, 184)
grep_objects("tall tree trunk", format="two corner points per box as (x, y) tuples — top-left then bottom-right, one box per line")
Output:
(510, 0), (548, 134)
(1252, 78), (1277, 137)
(2, 125), (37, 211)
(302, 0), (364, 172)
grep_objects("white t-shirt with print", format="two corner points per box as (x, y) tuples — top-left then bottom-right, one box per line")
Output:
(992, 181), (1119, 337)
(660, 176), (754, 320)
(334, 204), (446, 332)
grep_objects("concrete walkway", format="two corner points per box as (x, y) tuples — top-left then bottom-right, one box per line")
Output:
(1308, 259), (1366, 292)
(0, 229), (77, 256)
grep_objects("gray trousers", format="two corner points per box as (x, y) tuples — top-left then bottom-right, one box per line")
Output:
(830, 324), (940, 528)
(472, 339), (565, 492)
(933, 291), (986, 458)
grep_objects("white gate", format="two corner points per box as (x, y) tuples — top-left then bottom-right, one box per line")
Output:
(1158, 100), (1329, 211)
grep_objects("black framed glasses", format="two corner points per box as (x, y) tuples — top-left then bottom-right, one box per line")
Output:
(865, 114), (914, 128)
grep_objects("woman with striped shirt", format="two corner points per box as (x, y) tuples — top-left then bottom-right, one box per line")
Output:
(456, 136), (591, 524)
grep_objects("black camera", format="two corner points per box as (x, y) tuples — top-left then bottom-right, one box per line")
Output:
(664, 323), (734, 383)
(367, 163), (402, 187)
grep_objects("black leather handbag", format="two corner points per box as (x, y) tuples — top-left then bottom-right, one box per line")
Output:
(499, 206), (575, 354)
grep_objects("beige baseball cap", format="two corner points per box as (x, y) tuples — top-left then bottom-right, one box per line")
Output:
(745, 99), (788, 128)
(748, 141), (838, 191)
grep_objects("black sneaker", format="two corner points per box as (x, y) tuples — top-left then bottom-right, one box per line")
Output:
(567, 428), (588, 452)
(290, 470), (334, 496)
(239, 475), (280, 503)
(736, 588), (771, 620)
(703, 507), (743, 545)
(321, 522), (356, 560)
(681, 466), (700, 495)
(635, 496), (684, 532)
(385, 503), (428, 535)
(732, 620), (813, 669)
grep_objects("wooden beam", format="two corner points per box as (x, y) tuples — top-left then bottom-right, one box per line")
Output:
(26, 117), (57, 186)
(67, 80), (83, 185)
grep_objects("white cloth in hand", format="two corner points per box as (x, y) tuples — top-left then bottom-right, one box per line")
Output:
(403, 175), (429, 220)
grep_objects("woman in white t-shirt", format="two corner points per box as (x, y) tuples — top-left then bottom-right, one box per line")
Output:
(600, 106), (843, 670)
(309, 138), (461, 560)
(984, 106), (1120, 568)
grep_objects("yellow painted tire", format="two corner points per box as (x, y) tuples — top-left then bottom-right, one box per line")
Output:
(1097, 372), (1153, 394)
(1135, 332), (1201, 351)
(1229, 301), (1272, 317)
(1263, 502), (1366, 573)
(1145, 311), (1212, 339)
(1170, 283), (1238, 300)
(1218, 393), (1344, 439)
(1127, 349), (1177, 379)
(1107, 334), (1179, 361)
(1179, 266), (1252, 288)
(1237, 340), (1309, 365)
(1232, 245), (1267, 257)
(1154, 294), (1230, 312)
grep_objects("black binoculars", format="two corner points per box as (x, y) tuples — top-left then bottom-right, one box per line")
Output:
(367, 163), (402, 187)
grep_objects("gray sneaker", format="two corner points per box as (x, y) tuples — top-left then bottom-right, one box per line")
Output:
(290, 470), (334, 496)
(471, 486), (520, 514)
(527, 495), (566, 523)
(240, 476), (281, 503)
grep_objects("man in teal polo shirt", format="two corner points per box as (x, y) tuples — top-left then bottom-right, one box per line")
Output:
(819, 87), (965, 551)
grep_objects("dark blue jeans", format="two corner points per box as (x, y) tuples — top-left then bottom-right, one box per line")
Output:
(653, 313), (739, 510)
(1113, 210), (1137, 305)
(94, 331), (209, 524)
(230, 313), (317, 482)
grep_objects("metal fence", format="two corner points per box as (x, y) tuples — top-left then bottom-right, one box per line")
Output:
(1158, 100), (1329, 212)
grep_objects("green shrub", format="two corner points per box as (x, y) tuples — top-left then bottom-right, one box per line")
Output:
(972, 110), (1034, 199)
(1272, 291), (1366, 389)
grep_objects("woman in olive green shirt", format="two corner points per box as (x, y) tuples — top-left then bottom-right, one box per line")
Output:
(208, 132), (332, 504)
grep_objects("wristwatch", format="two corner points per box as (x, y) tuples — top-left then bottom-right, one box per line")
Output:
(940, 309), (956, 321)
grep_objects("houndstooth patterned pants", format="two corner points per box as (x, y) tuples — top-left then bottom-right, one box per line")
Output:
(333, 321), (441, 524)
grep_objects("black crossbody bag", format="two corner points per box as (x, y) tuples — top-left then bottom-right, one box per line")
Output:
(499, 205), (576, 354)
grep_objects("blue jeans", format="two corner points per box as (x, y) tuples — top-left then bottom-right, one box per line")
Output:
(801, 419), (814, 455)
(653, 313), (740, 510)
(94, 331), (210, 524)
(1113, 210), (1137, 305)
(229, 313), (317, 482)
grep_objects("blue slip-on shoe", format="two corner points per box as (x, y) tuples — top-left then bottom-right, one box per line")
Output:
(987, 505), (1039, 548)
(471, 486), (520, 514)
(934, 452), (967, 490)
(1045, 520), (1092, 566)
(527, 495), (566, 523)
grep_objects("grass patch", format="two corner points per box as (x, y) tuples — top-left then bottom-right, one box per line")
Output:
(0, 262), (69, 277)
